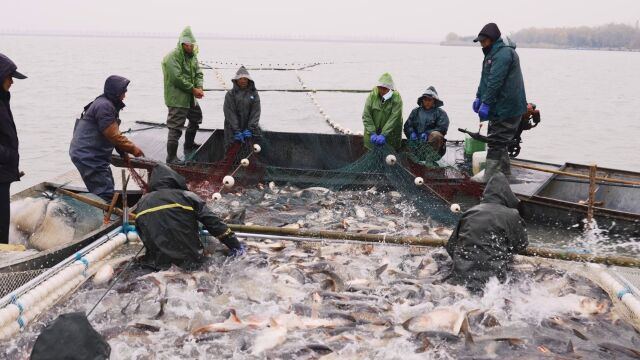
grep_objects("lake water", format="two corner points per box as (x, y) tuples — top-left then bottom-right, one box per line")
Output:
(2, 35), (640, 194)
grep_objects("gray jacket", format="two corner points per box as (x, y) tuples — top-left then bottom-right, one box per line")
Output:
(223, 66), (261, 149)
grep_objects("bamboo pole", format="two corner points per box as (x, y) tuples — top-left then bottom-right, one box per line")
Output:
(511, 162), (640, 186)
(53, 190), (640, 269)
(203, 88), (371, 93)
(104, 192), (120, 225)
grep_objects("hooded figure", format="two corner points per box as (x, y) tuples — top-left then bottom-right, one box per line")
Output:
(161, 26), (205, 163)
(0, 53), (27, 244)
(472, 23), (527, 182)
(403, 86), (449, 153)
(445, 173), (528, 293)
(223, 66), (261, 150)
(69, 75), (144, 202)
(362, 73), (403, 150)
(135, 164), (245, 270)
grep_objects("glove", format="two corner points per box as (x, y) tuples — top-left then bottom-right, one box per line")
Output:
(234, 131), (244, 142)
(410, 132), (417, 141)
(420, 132), (429, 143)
(478, 103), (490, 120)
(377, 134), (386, 146)
(472, 98), (481, 113)
(242, 129), (252, 139)
(132, 146), (145, 157)
(228, 243), (246, 257)
(370, 133), (378, 144)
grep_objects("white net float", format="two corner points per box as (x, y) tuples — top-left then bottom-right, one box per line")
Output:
(126, 231), (139, 242)
(385, 155), (397, 166)
(240, 158), (250, 167)
(211, 192), (222, 201)
(253, 144), (261, 153)
(223, 176), (235, 188)
(414, 177), (424, 186)
(450, 203), (461, 213)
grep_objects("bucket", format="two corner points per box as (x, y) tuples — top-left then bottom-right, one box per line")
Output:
(463, 135), (486, 156)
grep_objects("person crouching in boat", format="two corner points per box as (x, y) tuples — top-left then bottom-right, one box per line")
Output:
(403, 86), (449, 155)
(69, 75), (144, 202)
(223, 66), (261, 150)
(362, 73), (403, 151)
(445, 173), (528, 293)
(0, 53), (27, 244)
(135, 164), (246, 270)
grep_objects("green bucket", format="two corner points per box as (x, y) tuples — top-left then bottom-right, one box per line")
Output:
(463, 135), (486, 156)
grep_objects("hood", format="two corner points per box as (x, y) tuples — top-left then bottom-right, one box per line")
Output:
(481, 172), (519, 209)
(0, 53), (26, 81)
(104, 75), (129, 101)
(178, 26), (197, 46)
(474, 22), (501, 42)
(417, 86), (444, 107)
(231, 66), (256, 90)
(149, 163), (188, 191)
(377, 73), (395, 90)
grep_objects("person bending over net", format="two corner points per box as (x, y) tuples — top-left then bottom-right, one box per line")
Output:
(445, 172), (528, 293)
(362, 73), (403, 151)
(135, 164), (246, 271)
(403, 86), (450, 159)
(224, 66), (261, 150)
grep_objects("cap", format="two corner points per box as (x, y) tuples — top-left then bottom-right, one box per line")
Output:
(473, 23), (501, 43)
(12, 70), (27, 80)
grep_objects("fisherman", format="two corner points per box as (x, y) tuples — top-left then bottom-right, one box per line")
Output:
(472, 23), (527, 181)
(135, 164), (246, 270)
(0, 53), (27, 245)
(69, 76), (144, 203)
(223, 66), (261, 150)
(445, 173), (528, 293)
(362, 73), (403, 150)
(403, 86), (450, 154)
(162, 26), (205, 164)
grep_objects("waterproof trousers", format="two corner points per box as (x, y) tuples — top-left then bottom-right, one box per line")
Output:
(486, 115), (523, 180)
(166, 104), (203, 145)
(0, 182), (9, 244)
(72, 160), (114, 202)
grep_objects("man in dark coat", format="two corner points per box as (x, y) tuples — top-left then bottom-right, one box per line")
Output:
(445, 173), (528, 293)
(403, 86), (450, 154)
(472, 23), (527, 182)
(69, 75), (145, 202)
(0, 53), (27, 244)
(223, 66), (261, 150)
(135, 164), (245, 270)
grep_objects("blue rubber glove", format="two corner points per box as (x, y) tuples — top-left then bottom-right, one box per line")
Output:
(234, 131), (244, 142)
(410, 132), (417, 141)
(370, 133), (378, 144)
(472, 98), (481, 113)
(478, 103), (490, 120)
(420, 132), (429, 143)
(242, 129), (252, 139)
(377, 134), (386, 146)
(228, 244), (246, 257)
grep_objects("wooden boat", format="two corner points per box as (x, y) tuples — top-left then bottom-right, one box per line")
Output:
(115, 121), (640, 236)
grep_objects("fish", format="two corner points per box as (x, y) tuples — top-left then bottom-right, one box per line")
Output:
(402, 307), (467, 335)
(192, 309), (254, 336)
(251, 318), (288, 355)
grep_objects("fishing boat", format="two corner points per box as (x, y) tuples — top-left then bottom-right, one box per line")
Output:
(115, 121), (640, 237)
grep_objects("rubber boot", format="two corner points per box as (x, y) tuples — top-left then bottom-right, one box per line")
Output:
(166, 141), (184, 165)
(483, 159), (501, 183)
(183, 129), (201, 154)
(500, 152), (512, 176)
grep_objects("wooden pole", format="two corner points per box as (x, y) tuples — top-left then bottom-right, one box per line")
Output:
(55, 188), (135, 222)
(511, 162), (640, 186)
(203, 88), (371, 93)
(587, 164), (597, 226)
(104, 192), (120, 225)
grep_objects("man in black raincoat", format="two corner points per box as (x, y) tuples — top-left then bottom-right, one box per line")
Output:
(445, 173), (528, 293)
(223, 66), (261, 150)
(69, 75), (145, 202)
(135, 164), (245, 270)
(0, 53), (27, 244)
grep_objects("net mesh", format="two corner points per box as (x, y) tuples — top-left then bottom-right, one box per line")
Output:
(0, 269), (48, 299)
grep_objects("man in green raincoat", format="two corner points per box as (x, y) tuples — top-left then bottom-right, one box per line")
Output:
(362, 73), (403, 150)
(162, 26), (204, 164)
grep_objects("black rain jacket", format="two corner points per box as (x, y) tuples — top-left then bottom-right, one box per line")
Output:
(0, 57), (19, 183)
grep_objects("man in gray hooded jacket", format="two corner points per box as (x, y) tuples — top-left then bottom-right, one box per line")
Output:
(223, 66), (261, 150)
(403, 86), (449, 154)
(445, 172), (528, 293)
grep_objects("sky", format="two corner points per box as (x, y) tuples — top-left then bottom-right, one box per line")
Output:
(2, 0), (639, 41)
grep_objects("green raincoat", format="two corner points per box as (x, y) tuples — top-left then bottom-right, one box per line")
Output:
(362, 76), (403, 150)
(161, 27), (204, 109)
(475, 38), (527, 120)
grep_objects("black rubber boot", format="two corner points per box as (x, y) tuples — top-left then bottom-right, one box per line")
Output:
(166, 141), (184, 165)
(183, 130), (201, 154)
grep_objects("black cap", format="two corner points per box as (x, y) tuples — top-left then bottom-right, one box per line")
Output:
(0, 53), (27, 80)
(473, 23), (501, 42)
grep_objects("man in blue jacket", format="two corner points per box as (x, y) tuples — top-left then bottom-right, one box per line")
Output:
(472, 23), (527, 182)
(0, 53), (27, 244)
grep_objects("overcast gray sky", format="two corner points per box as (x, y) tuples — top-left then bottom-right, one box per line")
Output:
(3, 0), (639, 41)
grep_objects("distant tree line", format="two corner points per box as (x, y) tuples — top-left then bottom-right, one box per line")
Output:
(444, 23), (640, 50)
